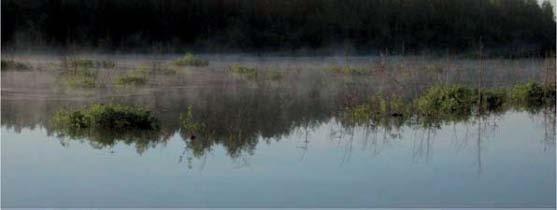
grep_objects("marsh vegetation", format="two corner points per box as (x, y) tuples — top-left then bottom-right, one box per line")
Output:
(2, 54), (552, 159)
(1, 60), (31, 71)
(173, 53), (209, 66)
(1, 0), (555, 207)
(2, 53), (555, 207)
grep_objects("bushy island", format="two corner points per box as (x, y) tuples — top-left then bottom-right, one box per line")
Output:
(342, 82), (556, 126)
(173, 53), (209, 66)
(52, 104), (159, 130)
(50, 104), (164, 153)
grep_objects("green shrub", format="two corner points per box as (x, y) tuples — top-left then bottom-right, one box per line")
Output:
(180, 106), (206, 138)
(115, 67), (149, 86)
(1, 60), (31, 70)
(174, 53), (209, 66)
(416, 85), (476, 116)
(343, 104), (374, 125)
(66, 76), (97, 88)
(510, 82), (550, 106)
(52, 104), (159, 130)
(115, 74), (147, 86)
(228, 64), (258, 79)
(68, 59), (95, 68)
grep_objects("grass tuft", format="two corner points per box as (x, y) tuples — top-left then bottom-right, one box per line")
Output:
(228, 64), (258, 79)
(115, 66), (150, 86)
(115, 74), (147, 86)
(174, 53), (209, 66)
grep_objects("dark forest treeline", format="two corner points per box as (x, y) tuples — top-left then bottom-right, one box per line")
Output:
(2, 0), (555, 55)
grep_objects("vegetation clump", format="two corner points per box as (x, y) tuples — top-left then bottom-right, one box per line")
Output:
(115, 66), (149, 86)
(228, 64), (286, 81)
(62, 67), (98, 88)
(416, 85), (476, 116)
(174, 53), (209, 66)
(228, 64), (258, 79)
(180, 106), (204, 136)
(342, 82), (555, 126)
(52, 104), (159, 130)
(1, 60), (31, 71)
(510, 82), (556, 107)
(116, 75), (147, 86)
(342, 96), (410, 127)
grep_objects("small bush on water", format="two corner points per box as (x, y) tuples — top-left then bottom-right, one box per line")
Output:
(1, 60), (31, 70)
(340, 82), (554, 126)
(180, 106), (203, 131)
(416, 85), (476, 116)
(342, 96), (410, 126)
(115, 74), (147, 86)
(115, 66), (149, 86)
(174, 53), (209, 66)
(511, 82), (555, 107)
(52, 104), (159, 130)
(343, 104), (374, 125)
(228, 64), (258, 79)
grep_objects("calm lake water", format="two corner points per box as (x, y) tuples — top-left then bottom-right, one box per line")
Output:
(1, 54), (555, 208)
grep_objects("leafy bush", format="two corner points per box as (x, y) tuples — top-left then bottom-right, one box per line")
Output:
(174, 53), (209, 66)
(416, 85), (476, 116)
(52, 104), (159, 130)
(115, 74), (147, 86)
(510, 82), (555, 107)
(180, 106), (204, 134)
(115, 66), (150, 86)
(228, 64), (258, 79)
